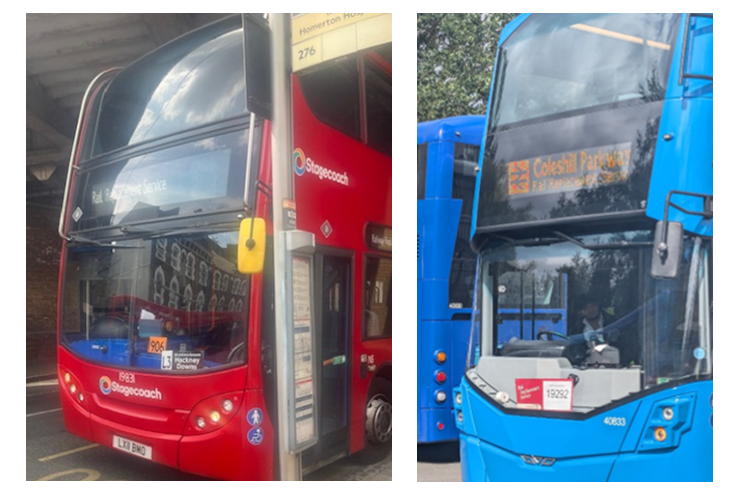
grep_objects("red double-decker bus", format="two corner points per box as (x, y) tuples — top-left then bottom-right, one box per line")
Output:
(56, 15), (391, 480)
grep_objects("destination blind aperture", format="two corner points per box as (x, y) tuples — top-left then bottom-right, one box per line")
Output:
(507, 142), (632, 197)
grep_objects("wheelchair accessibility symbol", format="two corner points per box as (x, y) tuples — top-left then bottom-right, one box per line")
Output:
(248, 427), (264, 446)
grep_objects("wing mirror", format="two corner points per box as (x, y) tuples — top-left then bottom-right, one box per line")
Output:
(238, 218), (267, 274)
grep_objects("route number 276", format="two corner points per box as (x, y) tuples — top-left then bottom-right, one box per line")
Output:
(298, 46), (316, 60)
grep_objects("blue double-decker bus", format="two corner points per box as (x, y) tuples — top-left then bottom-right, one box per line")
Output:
(417, 116), (484, 444)
(455, 14), (712, 481)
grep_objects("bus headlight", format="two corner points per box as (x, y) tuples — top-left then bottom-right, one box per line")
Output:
(662, 407), (674, 421)
(59, 368), (88, 410)
(185, 391), (243, 435)
(435, 390), (447, 404)
(455, 392), (462, 405)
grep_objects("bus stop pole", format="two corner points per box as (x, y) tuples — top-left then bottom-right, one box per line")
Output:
(270, 12), (301, 481)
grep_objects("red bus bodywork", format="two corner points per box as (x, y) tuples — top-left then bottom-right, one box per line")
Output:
(56, 18), (391, 480)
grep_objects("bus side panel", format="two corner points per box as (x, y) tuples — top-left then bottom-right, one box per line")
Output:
(417, 279), (423, 440)
(291, 76), (392, 456)
(291, 78), (390, 251)
(420, 199), (462, 280)
(420, 199), (461, 321)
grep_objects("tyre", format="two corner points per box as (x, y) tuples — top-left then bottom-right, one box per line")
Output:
(357, 377), (392, 464)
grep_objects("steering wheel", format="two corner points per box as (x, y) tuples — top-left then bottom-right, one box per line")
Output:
(536, 330), (567, 341)
(227, 342), (245, 363)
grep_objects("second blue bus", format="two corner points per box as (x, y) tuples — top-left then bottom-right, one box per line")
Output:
(417, 115), (484, 443)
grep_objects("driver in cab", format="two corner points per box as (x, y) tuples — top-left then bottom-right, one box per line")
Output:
(571, 294), (616, 336)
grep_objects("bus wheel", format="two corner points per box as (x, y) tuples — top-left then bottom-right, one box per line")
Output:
(365, 378), (392, 446)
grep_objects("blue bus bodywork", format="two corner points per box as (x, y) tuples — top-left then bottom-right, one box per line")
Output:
(458, 13), (712, 481)
(417, 116), (484, 443)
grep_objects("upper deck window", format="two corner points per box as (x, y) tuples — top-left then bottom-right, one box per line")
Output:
(297, 57), (361, 140)
(297, 45), (392, 156)
(489, 14), (679, 131)
(87, 18), (247, 159)
(365, 59), (392, 156)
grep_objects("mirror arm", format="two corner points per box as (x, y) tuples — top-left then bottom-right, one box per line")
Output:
(246, 180), (273, 250)
(658, 190), (713, 255)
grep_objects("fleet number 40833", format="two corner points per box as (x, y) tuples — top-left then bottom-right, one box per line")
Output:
(604, 416), (626, 427)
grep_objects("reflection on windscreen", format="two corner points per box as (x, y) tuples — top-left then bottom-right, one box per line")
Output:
(490, 13), (679, 129)
(62, 231), (248, 372)
(92, 24), (246, 156)
(74, 129), (249, 231)
(479, 231), (712, 389)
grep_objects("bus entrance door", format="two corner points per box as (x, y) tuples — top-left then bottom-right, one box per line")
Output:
(303, 253), (351, 469)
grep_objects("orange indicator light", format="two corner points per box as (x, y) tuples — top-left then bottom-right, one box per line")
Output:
(655, 427), (667, 442)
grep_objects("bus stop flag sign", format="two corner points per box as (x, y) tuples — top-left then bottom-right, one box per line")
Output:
(291, 14), (391, 72)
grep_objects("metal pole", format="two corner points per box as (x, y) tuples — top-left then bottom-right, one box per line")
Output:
(269, 12), (301, 481)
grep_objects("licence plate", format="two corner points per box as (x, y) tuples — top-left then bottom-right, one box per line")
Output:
(113, 435), (153, 460)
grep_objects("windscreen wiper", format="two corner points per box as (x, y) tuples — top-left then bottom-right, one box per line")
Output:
(117, 221), (239, 240)
(68, 234), (143, 249)
(549, 230), (652, 250)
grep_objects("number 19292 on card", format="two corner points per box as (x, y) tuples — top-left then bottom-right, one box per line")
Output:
(515, 378), (573, 412)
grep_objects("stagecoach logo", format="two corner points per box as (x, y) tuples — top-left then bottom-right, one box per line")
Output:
(99, 376), (112, 395)
(292, 148), (350, 186)
(98, 375), (163, 400)
(521, 455), (556, 466)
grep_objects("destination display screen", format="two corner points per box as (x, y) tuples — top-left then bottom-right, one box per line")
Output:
(71, 129), (249, 231)
(507, 143), (632, 197)
(475, 100), (663, 231)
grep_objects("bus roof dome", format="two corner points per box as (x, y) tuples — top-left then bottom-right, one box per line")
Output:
(93, 16), (247, 156)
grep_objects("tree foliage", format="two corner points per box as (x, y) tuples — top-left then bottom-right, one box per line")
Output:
(417, 13), (519, 123)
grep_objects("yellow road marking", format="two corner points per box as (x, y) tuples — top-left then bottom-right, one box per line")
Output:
(37, 468), (101, 481)
(27, 408), (61, 417)
(38, 444), (99, 462)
